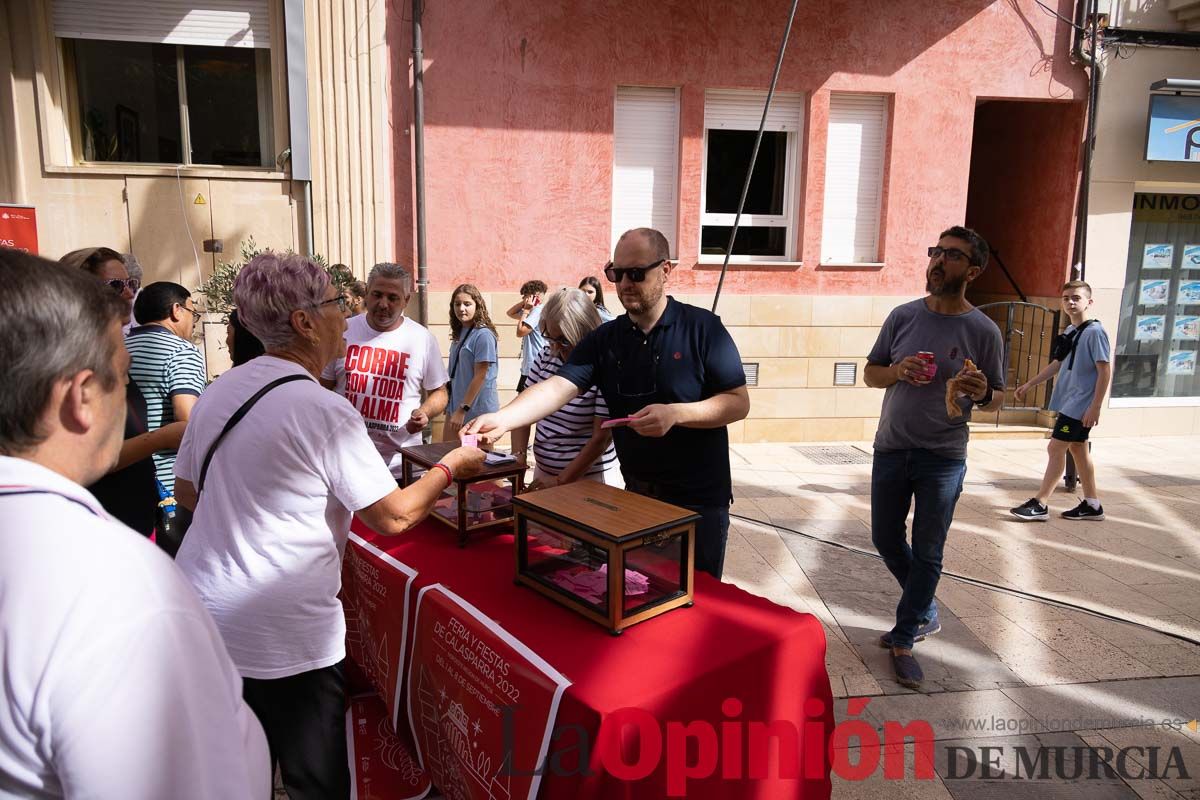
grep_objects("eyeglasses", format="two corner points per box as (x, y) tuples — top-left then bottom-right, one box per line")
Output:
(604, 259), (666, 283)
(543, 330), (572, 350)
(314, 295), (349, 313)
(105, 278), (140, 294)
(177, 304), (202, 321)
(927, 246), (975, 265)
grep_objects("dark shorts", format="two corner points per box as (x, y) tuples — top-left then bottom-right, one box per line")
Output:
(1051, 413), (1091, 443)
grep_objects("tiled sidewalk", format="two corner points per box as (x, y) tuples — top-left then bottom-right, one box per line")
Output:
(723, 435), (1200, 799)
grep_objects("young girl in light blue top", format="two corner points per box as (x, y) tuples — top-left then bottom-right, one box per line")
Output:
(443, 284), (499, 441)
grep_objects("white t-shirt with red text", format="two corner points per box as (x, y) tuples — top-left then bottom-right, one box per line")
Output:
(322, 314), (449, 476)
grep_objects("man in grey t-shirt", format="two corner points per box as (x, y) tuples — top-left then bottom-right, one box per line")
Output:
(864, 226), (1005, 690)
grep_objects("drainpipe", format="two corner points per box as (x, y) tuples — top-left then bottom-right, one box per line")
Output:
(412, 0), (429, 325)
(282, 0), (313, 256)
(1072, 0), (1103, 282)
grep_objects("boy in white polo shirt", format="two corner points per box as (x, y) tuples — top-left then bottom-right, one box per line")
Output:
(1010, 280), (1111, 521)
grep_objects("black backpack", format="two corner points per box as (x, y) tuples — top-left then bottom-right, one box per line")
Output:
(1050, 319), (1096, 371)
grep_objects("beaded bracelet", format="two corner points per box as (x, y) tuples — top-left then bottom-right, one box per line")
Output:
(430, 462), (453, 485)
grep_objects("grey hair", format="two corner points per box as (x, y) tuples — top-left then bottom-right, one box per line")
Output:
(233, 252), (330, 349)
(539, 287), (601, 348)
(367, 262), (412, 287)
(0, 248), (127, 454)
(122, 253), (143, 282)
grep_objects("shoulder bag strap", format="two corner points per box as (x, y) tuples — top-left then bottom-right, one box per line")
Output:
(197, 374), (312, 495)
(1066, 319), (1096, 371)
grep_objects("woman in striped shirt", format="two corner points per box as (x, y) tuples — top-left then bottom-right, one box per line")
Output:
(512, 288), (621, 489)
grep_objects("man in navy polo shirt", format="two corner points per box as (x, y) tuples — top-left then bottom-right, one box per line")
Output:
(466, 228), (749, 578)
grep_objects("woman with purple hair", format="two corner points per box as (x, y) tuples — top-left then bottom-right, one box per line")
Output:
(171, 252), (483, 799)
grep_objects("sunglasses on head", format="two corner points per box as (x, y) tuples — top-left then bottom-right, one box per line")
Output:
(105, 277), (140, 294)
(604, 259), (666, 283)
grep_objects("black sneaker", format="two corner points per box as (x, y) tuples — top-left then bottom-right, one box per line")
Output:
(1010, 498), (1048, 521)
(1061, 500), (1104, 521)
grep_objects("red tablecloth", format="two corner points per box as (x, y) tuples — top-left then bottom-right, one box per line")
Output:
(345, 518), (833, 799)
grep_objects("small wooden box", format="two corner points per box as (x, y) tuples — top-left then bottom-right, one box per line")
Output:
(512, 482), (698, 634)
(399, 442), (527, 546)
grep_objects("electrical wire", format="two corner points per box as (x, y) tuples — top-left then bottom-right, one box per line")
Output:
(175, 165), (205, 296)
(730, 512), (1200, 649)
(1032, 0), (1085, 32)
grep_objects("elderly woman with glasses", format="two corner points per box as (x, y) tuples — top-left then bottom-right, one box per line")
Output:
(60, 246), (166, 537)
(171, 253), (484, 799)
(512, 288), (620, 490)
(59, 246), (140, 321)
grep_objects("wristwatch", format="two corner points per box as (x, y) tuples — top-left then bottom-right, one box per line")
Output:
(460, 403), (471, 412)
(973, 386), (994, 407)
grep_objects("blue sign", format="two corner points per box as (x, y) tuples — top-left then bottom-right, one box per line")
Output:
(1146, 95), (1200, 162)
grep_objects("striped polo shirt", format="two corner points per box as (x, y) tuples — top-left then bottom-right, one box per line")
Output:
(125, 325), (206, 492)
(526, 347), (618, 477)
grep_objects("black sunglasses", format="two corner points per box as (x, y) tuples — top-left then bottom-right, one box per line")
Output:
(105, 277), (140, 294)
(927, 246), (976, 265)
(604, 259), (666, 283)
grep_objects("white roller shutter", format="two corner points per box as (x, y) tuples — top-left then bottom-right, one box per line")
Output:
(704, 89), (803, 132)
(821, 93), (888, 263)
(54, 0), (270, 48)
(612, 87), (679, 256)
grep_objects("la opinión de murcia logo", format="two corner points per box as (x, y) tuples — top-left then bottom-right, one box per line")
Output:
(496, 698), (1194, 795)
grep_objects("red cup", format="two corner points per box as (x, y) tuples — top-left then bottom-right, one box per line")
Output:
(916, 351), (937, 383)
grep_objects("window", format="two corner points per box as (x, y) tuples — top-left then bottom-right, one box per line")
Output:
(612, 87), (679, 256)
(700, 90), (803, 262)
(55, 1), (274, 168)
(821, 93), (888, 264)
(1111, 192), (1200, 402)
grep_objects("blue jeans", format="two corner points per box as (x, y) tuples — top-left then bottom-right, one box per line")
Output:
(870, 449), (966, 650)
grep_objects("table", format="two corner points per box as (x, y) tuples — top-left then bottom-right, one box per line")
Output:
(399, 442), (527, 545)
(343, 518), (834, 799)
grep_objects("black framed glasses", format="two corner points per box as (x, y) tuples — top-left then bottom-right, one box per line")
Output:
(105, 277), (140, 294)
(604, 259), (666, 283)
(927, 246), (975, 265)
(177, 304), (202, 321)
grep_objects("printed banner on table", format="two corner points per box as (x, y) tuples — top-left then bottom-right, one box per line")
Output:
(1168, 350), (1197, 375)
(1143, 243), (1174, 270)
(1140, 279), (1170, 306)
(343, 533), (418, 727)
(1185, 245), (1200, 269)
(347, 693), (431, 800)
(1180, 281), (1200, 305)
(406, 584), (570, 800)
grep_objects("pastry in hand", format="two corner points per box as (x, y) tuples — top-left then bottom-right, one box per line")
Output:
(945, 358), (978, 419)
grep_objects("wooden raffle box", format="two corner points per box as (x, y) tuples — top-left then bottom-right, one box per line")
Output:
(512, 482), (698, 634)
(400, 442), (527, 546)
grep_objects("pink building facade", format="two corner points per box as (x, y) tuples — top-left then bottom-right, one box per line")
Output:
(389, 0), (1089, 441)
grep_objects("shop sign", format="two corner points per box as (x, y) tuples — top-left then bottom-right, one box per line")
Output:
(1133, 193), (1200, 225)
(1146, 94), (1200, 163)
(0, 205), (38, 253)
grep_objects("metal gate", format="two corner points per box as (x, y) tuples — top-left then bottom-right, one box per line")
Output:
(976, 301), (1061, 411)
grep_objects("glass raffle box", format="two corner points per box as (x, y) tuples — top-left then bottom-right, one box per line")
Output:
(512, 482), (698, 634)
(399, 442), (527, 546)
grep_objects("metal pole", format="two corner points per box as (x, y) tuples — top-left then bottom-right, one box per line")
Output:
(412, 0), (429, 324)
(712, 0), (800, 314)
(1076, 0), (1102, 282)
